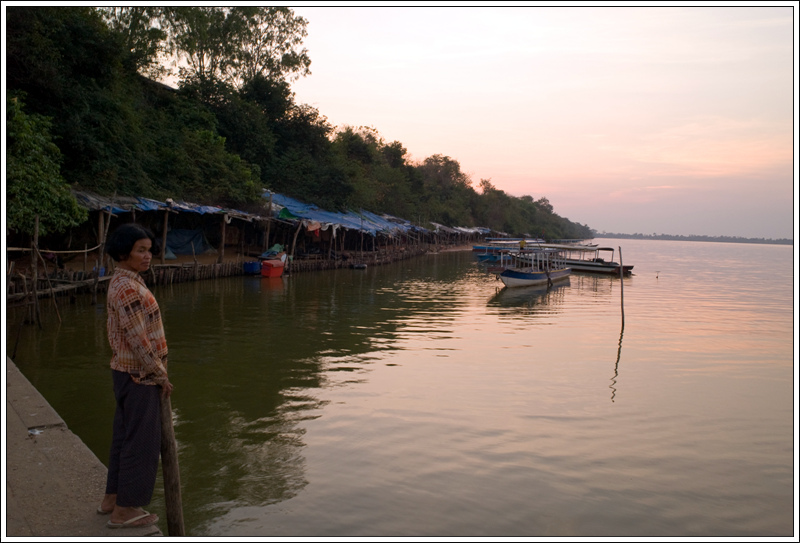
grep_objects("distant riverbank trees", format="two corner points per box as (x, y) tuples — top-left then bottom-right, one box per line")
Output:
(6, 6), (593, 241)
(596, 232), (793, 245)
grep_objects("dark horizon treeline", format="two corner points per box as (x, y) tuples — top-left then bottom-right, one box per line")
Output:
(597, 232), (793, 245)
(6, 6), (593, 240)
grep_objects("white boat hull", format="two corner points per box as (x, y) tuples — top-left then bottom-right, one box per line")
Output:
(499, 267), (571, 288)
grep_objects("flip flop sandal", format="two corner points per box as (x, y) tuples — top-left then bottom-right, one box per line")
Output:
(106, 511), (158, 529)
(97, 506), (113, 515)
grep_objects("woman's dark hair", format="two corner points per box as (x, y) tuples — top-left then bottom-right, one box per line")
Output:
(106, 223), (160, 262)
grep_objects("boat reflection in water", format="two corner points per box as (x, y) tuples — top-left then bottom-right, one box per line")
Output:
(486, 279), (570, 316)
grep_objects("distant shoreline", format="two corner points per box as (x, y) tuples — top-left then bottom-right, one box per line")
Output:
(594, 233), (793, 246)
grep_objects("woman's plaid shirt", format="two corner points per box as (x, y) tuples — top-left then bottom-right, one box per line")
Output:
(107, 268), (168, 385)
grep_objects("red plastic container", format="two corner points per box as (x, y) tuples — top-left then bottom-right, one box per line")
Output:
(261, 259), (285, 278)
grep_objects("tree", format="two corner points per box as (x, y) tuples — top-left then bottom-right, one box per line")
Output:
(225, 7), (311, 88)
(381, 141), (407, 169)
(99, 7), (171, 80)
(167, 7), (240, 88)
(167, 7), (310, 92)
(418, 155), (475, 225)
(6, 95), (87, 236)
(479, 179), (496, 194)
(535, 197), (553, 214)
(240, 74), (294, 121)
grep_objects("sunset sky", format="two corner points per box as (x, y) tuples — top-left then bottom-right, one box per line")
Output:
(290, 5), (796, 239)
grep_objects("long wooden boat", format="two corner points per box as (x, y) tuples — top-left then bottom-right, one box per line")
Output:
(499, 266), (571, 288)
(537, 244), (633, 275)
(496, 249), (571, 288)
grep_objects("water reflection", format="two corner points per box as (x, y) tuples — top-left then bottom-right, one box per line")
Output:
(610, 323), (624, 403)
(7, 245), (794, 537)
(154, 256), (493, 529)
(486, 280), (570, 316)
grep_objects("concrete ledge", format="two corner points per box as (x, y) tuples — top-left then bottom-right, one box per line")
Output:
(5, 357), (162, 537)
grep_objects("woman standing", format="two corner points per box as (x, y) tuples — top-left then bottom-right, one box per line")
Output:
(97, 223), (173, 529)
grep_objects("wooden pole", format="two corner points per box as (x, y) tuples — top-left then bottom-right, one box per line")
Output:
(218, 214), (227, 264)
(289, 221), (303, 273)
(98, 211), (105, 253)
(264, 194), (273, 252)
(93, 211), (112, 304)
(160, 396), (185, 536)
(161, 210), (169, 265)
(619, 246), (625, 327)
(191, 241), (198, 280)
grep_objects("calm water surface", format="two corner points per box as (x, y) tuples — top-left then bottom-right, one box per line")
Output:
(6, 239), (796, 537)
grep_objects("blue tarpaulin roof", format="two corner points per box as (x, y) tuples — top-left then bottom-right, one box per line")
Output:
(72, 190), (260, 220)
(135, 197), (165, 212)
(263, 191), (430, 236)
(71, 189), (484, 237)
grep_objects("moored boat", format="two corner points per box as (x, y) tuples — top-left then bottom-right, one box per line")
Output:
(496, 248), (571, 288)
(537, 243), (633, 275)
(499, 266), (571, 288)
(473, 238), (545, 262)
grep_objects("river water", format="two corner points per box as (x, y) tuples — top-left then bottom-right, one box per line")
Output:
(6, 238), (796, 537)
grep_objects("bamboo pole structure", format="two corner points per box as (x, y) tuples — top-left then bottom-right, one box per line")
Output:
(160, 396), (185, 536)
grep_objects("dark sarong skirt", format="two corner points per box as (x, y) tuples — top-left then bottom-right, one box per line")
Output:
(105, 369), (161, 507)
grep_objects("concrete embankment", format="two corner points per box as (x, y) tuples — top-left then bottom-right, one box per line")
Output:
(5, 356), (162, 537)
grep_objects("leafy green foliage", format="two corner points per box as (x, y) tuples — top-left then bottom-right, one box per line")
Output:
(226, 7), (311, 87)
(5, 6), (594, 240)
(6, 95), (87, 236)
(99, 7), (170, 79)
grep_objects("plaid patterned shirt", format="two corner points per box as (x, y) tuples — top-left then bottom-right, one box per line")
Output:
(107, 268), (168, 386)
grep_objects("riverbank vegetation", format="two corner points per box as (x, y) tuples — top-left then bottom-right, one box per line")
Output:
(6, 6), (592, 242)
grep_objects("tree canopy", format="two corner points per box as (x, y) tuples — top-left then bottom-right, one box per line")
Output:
(6, 94), (87, 236)
(5, 6), (593, 241)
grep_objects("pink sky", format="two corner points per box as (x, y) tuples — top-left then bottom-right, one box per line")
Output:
(290, 6), (796, 239)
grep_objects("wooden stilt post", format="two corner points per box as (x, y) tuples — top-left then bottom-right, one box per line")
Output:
(359, 215), (364, 263)
(218, 214), (227, 264)
(264, 194), (273, 252)
(160, 396), (185, 536)
(161, 209), (169, 265)
(289, 221), (303, 274)
(93, 211), (112, 304)
(191, 241), (198, 280)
